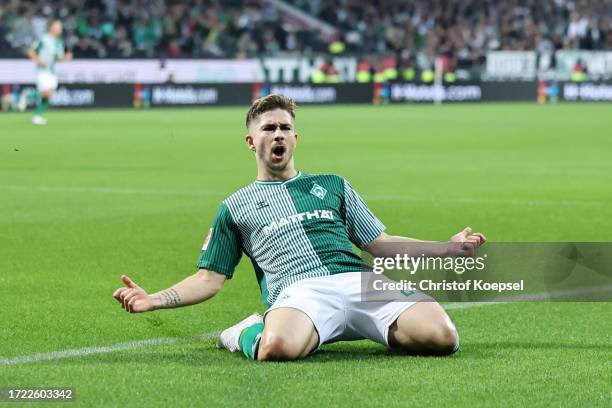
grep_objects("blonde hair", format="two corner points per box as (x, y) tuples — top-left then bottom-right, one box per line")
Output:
(246, 94), (296, 128)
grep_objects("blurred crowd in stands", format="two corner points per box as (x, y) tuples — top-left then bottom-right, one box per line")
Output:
(296, 0), (611, 68)
(0, 0), (303, 58)
(0, 0), (610, 74)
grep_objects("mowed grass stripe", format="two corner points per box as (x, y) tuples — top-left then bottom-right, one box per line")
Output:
(0, 333), (218, 366)
(1, 303), (494, 367)
(4, 282), (610, 367)
(0, 185), (605, 207)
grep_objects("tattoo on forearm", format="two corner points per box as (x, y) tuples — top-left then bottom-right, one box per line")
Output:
(160, 288), (181, 307)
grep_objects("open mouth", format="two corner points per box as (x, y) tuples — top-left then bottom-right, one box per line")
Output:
(271, 145), (286, 162)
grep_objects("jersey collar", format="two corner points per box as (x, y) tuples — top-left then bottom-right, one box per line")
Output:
(255, 171), (302, 185)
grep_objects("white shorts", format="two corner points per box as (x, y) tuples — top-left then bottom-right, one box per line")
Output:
(265, 272), (433, 348)
(36, 72), (58, 92)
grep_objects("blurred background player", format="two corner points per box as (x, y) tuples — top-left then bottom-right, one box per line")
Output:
(27, 19), (72, 125)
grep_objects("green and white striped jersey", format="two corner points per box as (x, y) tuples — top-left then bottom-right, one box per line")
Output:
(32, 34), (65, 74)
(197, 172), (385, 308)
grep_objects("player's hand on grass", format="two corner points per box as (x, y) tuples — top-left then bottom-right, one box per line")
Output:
(448, 227), (487, 257)
(113, 275), (156, 313)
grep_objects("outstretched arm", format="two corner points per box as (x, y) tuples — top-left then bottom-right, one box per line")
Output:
(112, 268), (226, 313)
(340, 180), (485, 259)
(363, 227), (487, 258)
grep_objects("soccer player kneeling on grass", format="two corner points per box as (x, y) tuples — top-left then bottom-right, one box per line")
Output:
(112, 94), (486, 360)
(28, 19), (72, 125)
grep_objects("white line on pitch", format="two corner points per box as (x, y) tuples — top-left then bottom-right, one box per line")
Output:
(1, 303), (503, 366)
(2, 284), (610, 366)
(444, 284), (612, 309)
(0, 333), (218, 366)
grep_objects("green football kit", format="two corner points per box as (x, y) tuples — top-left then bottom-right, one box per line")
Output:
(33, 33), (65, 76)
(32, 33), (65, 117)
(201, 171), (437, 358)
(197, 171), (385, 308)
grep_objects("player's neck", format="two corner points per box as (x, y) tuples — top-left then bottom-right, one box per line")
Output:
(256, 166), (298, 182)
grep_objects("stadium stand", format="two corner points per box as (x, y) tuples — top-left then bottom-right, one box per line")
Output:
(0, 0), (610, 72)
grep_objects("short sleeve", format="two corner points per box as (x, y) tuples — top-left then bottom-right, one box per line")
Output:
(196, 202), (242, 278)
(342, 179), (385, 248)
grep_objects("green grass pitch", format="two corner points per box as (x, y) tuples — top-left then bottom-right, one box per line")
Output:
(1, 103), (611, 407)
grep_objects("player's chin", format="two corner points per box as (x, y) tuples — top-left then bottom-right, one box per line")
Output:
(267, 155), (291, 170)
(266, 161), (289, 171)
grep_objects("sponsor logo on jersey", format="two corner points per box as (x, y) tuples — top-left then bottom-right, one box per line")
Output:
(202, 228), (213, 250)
(310, 183), (327, 200)
(262, 210), (334, 235)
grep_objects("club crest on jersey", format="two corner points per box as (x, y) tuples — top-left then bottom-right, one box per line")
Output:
(310, 183), (327, 200)
(202, 228), (213, 250)
(263, 210), (334, 236)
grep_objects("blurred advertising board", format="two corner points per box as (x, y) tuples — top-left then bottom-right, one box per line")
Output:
(0, 57), (357, 84)
(486, 51), (612, 81)
(555, 51), (612, 81)
(2, 54), (611, 85)
(254, 83), (372, 104)
(260, 57), (357, 83)
(2, 81), (611, 111)
(0, 59), (264, 84)
(485, 51), (538, 81)
(561, 82), (612, 101)
(380, 82), (535, 103)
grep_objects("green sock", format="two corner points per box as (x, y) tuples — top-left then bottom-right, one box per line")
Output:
(238, 322), (264, 360)
(35, 97), (49, 116)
